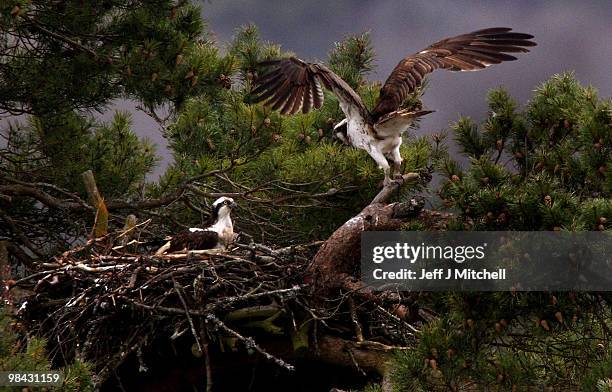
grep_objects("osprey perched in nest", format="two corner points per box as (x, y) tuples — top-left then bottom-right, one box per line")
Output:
(250, 28), (536, 185)
(156, 197), (237, 254)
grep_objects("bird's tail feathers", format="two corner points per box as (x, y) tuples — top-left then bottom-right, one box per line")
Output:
(403, 109), (435, 118)
(374, 109), (434, 135)
(376, 108), (434, 126)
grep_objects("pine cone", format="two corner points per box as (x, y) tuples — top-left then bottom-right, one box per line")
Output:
(466, 319), (475, 329)
(496, 139), (503, 151)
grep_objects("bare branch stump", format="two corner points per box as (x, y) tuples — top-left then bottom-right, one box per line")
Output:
(305, 173), (425, 296)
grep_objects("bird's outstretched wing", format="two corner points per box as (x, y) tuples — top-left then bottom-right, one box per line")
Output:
(250, 57), (369, 120)
(371, 27), (536, 120)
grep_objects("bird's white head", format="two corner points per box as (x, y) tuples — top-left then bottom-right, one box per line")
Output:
(333, 118), (349, 145)
(212, 196), (237, 220)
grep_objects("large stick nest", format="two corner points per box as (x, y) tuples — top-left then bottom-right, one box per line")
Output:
(10, 232), (421, 387)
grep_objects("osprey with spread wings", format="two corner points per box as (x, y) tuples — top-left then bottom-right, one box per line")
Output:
(250, 28), (536, 185)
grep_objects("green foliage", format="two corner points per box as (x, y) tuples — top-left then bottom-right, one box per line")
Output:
(2, 0), (255, 259)
(230, 24), (281, 75)
(3, 5), (608, 389)
(362, 383), (384, 392)
(0, 0), (223, 114)
(1, 9), (437, 245)
(391, 293), (612, 391)
(3, 112), (158, 198)
(88, 112), (159, 197)
(439, 73), (611, 231)
(1, 0), (231, 254)
(452, 117), (487, 159)
(0, 309), (93, 391)
(151, 25), (437, 243)
(596, 379), (612, 392)
(0, 309), (46, 372)
(393, 74), (612, 391)
(328, 31), (375, 89)
(61, 361), (94, 392)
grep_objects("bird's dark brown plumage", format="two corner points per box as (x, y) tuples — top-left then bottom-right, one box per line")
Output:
(371, 27), (536, 120)
(250, 27), (535, 123)
(166, 230), (219, 252)
(250, 57), (369, 119)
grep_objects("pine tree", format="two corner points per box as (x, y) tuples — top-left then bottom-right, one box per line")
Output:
(389, 73), (611, 392)
(2, 2), (610, 390)
(0, 10), (434, 387)
(151, 25), (434, 243)
(0, 0), (231, 256)
(0, 309), (94, 391)
(0, 0), (217, 114)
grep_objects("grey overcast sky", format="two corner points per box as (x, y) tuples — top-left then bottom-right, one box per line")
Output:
(121, 0), (612, 177)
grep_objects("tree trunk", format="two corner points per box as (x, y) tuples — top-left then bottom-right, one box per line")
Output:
(305, 202), (403, 296)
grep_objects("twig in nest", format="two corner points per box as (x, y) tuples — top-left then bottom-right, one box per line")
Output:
(173, 279), (202, 355)
(198, 318), (213, 392)
(128, 301), (208, 316)
(205, 313), (295, 371)
(211, 285), (306, 309)
(128, 266), (142, 289)
(347, 349), (367, 377)
(347, 296), (364, 342)
(376, 305), (419, 334)
(173, 279), (212, 392)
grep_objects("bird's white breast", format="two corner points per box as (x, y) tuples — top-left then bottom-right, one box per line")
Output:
(209, 215), (234, 248)
(346, 117), (403, 156)
(346, 116), (373, 150)
(377, 134), (403, 155)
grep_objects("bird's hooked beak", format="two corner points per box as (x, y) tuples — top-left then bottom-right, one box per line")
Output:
(230, 201), (238, 209)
